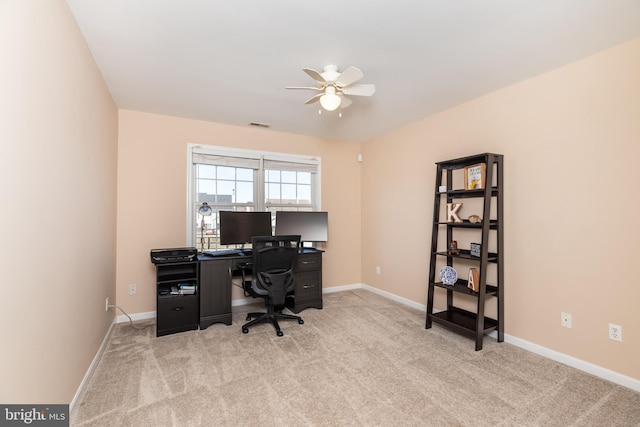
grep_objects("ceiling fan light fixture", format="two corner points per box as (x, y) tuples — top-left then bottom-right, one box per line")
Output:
(287, 65), (373, 112)
(319, 86), (341, 111)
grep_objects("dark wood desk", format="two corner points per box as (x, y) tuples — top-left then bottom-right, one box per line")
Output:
(198, 249), (323, 330)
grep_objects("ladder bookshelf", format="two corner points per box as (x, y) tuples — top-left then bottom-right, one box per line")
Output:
(426, 153), (504, 350)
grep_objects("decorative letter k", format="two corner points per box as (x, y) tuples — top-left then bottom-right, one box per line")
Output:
(447, 203), (463, 223)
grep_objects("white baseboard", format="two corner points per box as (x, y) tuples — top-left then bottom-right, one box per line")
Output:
(70, 318), (117, 413)
(232, 297), (255, 307)
(115, 309), (155, 324)
(234, 283), (363, 305)
(502, 334), (640, 392)
(360, 284), (427, 311)
(324, 283), (427, 312)
(323, 283), (363, 293)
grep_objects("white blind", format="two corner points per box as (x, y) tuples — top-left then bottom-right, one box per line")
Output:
(263, 159), (318, 174)
(192, 153), (260, 169)
(193, 153), (318, 173)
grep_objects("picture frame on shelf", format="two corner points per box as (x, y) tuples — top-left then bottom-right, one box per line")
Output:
(448, 240), (459, 255)
(464, 163), (486, 190)
(470, 242), (481, 257)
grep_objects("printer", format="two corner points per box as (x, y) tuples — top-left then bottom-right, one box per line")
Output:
(150, 247), (197, 264)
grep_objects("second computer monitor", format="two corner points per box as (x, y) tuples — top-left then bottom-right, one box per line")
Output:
(275, 211), (328, 243)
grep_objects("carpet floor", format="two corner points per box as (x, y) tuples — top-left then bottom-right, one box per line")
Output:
(71, 289), (640, 426)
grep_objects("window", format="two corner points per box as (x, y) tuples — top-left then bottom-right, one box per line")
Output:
(264, 159), (315, 212)
(188, 145), (320, 250)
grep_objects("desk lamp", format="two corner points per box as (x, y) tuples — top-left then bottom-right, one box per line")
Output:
(198, 202), (212, 251)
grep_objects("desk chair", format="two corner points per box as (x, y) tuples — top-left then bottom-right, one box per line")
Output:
(241, 235), (304, 336)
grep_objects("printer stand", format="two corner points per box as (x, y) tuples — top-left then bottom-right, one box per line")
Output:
(154, 261), (199, 337)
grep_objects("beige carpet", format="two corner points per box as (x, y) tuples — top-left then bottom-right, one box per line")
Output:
(71, 290), (640, 426)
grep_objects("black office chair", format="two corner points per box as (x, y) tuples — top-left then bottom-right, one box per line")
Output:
(241, 235), (304, 336)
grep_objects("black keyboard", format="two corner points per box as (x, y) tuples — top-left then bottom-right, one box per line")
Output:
(202, 249), (241, 258)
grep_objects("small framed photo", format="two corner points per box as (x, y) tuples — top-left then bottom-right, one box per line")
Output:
(470, 243), (481, 257)
(464, 163), (486, 190)
(448, 240), (459, 255)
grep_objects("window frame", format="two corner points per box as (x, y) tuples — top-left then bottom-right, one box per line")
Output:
(186, 144), (321, 249)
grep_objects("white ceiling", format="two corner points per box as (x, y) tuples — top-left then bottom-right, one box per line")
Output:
(66, 0), (640, 143)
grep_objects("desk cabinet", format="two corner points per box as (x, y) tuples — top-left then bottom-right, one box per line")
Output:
(287, 251), (323, 313)
(199, 258), (233, 329)
(157, 295), (198, 336)
(155, 261), (199, 337)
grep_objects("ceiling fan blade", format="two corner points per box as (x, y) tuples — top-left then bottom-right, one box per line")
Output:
(335, 66), (363, 86)
(304, 93), (323, 104)
(303, 68), (326, 82)
(339, 95), (353, 109)
(286, 86), (322, 90)
(342, 84), (375, 97)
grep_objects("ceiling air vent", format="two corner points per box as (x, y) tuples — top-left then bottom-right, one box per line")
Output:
(249, 122), (270, 128)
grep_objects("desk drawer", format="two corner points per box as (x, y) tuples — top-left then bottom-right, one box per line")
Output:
(157, 295), (198, 336)
(296, 252), (322, 272)
(295, 270), (322, 302)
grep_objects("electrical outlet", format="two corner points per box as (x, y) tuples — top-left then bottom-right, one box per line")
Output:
(129, 284), (137, 295)
(375, 266), (381, 275)
(609, 323), (622, 342)
(561, 312), (572, 328)
(105, 297), (109, 312)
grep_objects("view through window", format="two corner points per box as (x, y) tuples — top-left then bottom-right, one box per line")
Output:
(189, 146), (320, 251)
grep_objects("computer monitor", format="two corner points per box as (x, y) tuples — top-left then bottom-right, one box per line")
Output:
(275, 211), (328, 243)
(219, 211), (272, 246)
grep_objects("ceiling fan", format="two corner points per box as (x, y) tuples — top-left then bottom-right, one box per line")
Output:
(286, 65), (375, 112)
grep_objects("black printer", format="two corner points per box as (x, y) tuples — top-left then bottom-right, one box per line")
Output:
(150, 247), (197, 264)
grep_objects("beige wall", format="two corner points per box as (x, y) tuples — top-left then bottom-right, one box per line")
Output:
(362, 38), (640, 379)
(116, 111), (362, 314)
(0, 1), (118, 403)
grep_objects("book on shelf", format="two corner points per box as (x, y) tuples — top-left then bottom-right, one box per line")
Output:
(178, 283), (196, 295)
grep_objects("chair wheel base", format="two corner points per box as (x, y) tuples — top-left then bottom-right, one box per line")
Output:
(298, 319), (304, 324)
(242, 327), (249, 334)
(276, 331), (284, 337)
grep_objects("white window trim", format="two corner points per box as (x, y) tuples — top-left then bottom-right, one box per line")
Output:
(186, 144), (322, 247)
